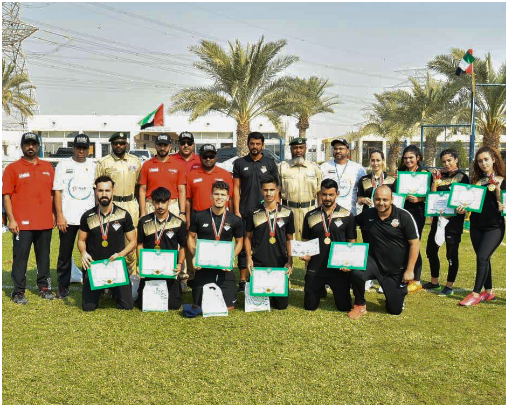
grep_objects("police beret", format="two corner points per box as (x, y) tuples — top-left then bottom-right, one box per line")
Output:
(109, 132), (128, 142)
(289, 137), (306, 146)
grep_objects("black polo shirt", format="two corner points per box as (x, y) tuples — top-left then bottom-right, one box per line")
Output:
(79, 204), (134, 261)
(356, 206), (419, 274)
(431, 170), (469, 234)
(190, 209), (244, 241)
(470, 176), (506, 231)
(232, 154), (278, 217)
(302, 205), (357, 276)
(394, 167), (428, 223)
(245, 204), (295, 268)
(137, 213), (187, 250)
(357, 172), (396, 214)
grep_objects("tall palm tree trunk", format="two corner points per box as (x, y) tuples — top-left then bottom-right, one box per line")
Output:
(387, 140), (400, 174)
(297, 116), (309, 139)
(482, 130), (501, 150)
(237, 121), (250, 157)
(423, 128), (440, 166)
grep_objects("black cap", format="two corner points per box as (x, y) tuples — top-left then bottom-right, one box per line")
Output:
(109, 132), (128, 142)
(199, 144), (217, 155)
(331, 138), (349, 149)
(20, 132), (40, 145)
(73, 134), (90, 148)
(178, 131), (194, 143)
(155, 133), (171, 145)
(289, 137), (306, 146)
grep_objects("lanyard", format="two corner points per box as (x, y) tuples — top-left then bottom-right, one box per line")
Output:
(321, 205), (336, 238)
(98, 207), (111, 246)
(334, 160), (349, 186)
(371, 172), (384, 188)
(154, 213), (169, 246)
(210, 208), (227, 241)
(264, 204), (279, 238)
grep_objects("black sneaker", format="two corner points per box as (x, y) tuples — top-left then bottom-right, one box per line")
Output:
(237, 280), (246, 293)
(423, 282), (441, 291)
(57, 286), (70, 299)
(40, 287), (55, 300)
(12, 292), (28, 305)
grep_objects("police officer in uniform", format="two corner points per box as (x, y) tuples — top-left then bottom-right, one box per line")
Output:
(278, 137), (321, 241)
(95, 132), (141, 275)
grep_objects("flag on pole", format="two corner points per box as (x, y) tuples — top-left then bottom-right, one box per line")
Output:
(455, 49), (475, 76)
(138, 103), (164, 129)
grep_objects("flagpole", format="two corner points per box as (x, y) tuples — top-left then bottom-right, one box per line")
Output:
(469, 63), (476, 164)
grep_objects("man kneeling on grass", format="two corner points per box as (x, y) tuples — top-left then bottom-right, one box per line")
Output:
(78, 176), (137, 311)
(349, 185), (420, 319)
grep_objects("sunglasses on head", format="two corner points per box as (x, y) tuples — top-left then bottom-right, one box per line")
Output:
(112, 141), (127, 146)
(179, 140), (193, 146)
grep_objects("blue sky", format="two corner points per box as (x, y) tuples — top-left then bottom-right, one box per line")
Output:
(19, 1), (506, 138)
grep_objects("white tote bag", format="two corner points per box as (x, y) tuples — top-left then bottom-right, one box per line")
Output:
(202, 283), (228, 317)
(142, 280), (168, 312)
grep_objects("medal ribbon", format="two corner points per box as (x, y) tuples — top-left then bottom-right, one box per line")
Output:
(372, 172), (384, 188)
(436, 170), (442, 181)
(489, 172), (496, 185)
(264, 204), (279, 237)
(210, 208), (227, 241)
(154, 214), (169, 246)
(321, 205), (336, 238)
(98, 207), (111, 243)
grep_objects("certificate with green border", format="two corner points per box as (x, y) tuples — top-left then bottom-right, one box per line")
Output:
(396, 171), (431, 197)
(327, 242), (369, 270)
(392, 193), (406, 209)
(249, 267), (288, 297)
(425, 191), (456, 217)
(502, 191), (506, 216)
(88, 257), (129, 291)
(195, 239), (234, 270)
(447, 183), (487, 213)
(139, 249), (178, 279)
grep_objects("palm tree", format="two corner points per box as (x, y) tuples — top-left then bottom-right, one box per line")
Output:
(169, 37), (298, 157)
(2, 59), (37, 118)
(278, 76), (339, 138)
(428, 49), (506, 149)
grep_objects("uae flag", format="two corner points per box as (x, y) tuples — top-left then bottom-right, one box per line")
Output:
(138, 103), (164, 129)
(455, 49), (475, 76)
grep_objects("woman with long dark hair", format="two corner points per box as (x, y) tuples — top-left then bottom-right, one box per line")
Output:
(424, 149), (469, 295)
(395, 145), (427, 293)
(458, 147), (505, 306)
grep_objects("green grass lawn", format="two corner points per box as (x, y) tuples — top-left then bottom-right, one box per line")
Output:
(2, 225), (506, 405)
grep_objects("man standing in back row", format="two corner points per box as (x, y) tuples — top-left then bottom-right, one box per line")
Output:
(233, 132), (278, 292)
(321, 138), (366, 215)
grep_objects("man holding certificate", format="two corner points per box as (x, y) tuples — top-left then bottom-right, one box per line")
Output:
(349, 186), (420, 319)
(137, 187), (187, 309)
(245, 175), (294, 310)
(301, 179), (357, 312)
(188, 181), (244, 310)
(78, 176), (137, 311)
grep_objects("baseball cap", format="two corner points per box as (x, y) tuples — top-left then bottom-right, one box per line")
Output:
(331, 138), (350, 148)
(155, 133), (171, 145)
(199, 144), (217, 155)
(73, 134), (90, 148)
(178, 131), (194, 143)
(20, 132), (40, 145)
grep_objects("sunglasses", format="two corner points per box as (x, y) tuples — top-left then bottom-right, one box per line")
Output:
(179, 140), (193, 146)
(202, 155), (216, 160)
(112, 141), (127, 146)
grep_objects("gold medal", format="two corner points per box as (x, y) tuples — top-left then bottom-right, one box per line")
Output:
(488, 184), (496, 191)
(155, 270), (161, 275)
(435, 179), (442, 186)
(106, 279), (112, 284)
(102, 240), (108, 247)
(154, 245), (160, 250)
(266, 288), (272, 293)
(324, 237), (331, 245)
(269, 236), (276, 244)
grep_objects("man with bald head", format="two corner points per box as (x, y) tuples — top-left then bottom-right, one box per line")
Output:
(348, 185), (420, 319)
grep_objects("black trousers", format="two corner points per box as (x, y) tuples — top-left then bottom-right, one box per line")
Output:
(412, 213), (425, 281)
(56, 225), (80, 288)
(11, 229), (52, 295)
(350, 257), (408, 315)
(470, 225), (505, 294)
(237, 217), (248, 271)
(136, 278), (182, 310)
(192, 269), (237, 307)
(81, 269), (133, 311)
(304, 270), (351, 312)
(425, 223), (461, 282)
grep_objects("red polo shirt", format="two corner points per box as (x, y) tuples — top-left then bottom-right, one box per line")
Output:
(140, 156), (185, 199)
(2, 158), (55, 230)
(186, 166), (234, 211)
(170, 152), (201, 175)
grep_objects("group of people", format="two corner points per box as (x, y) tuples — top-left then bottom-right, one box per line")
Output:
(2, 129), (505, 318)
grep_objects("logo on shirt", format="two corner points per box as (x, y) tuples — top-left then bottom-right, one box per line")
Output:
(215, 178), (223, 182)
(42, 172), (51, 176)
(168, 169), (177, 173)
(243, 167), (249, 171)
(193, 178), (203, 183)
(21, 220), (30, 225)
(66, 169), (74, 174)
(224, 225), (231, 231)
(166, 230), (174, 239)
(202, 223), (209, 227)
(192, 164), (200, 170)
(149, 168), (159, 173)
(260, 166), (267, 173)
(112, 221), (121, 231)
(391, 219), (400, 228)
(19, 172), (30, 179)
(277, 219), (285, 228)
(334, 220), (343, 228)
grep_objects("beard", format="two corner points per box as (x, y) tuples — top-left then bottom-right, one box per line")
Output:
(99, 196), (112, 207)
(291, 156), (305, 165)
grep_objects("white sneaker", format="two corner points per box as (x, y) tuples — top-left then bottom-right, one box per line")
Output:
(365, 280), (374, 290)
(377, 285), (384, 294)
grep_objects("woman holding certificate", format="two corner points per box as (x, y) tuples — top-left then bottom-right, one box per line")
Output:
(457, 147), (505, 307)
(188, 181), (244, 310)
(395, 145), (428, 293)
(137, 187), (187, 310)
(424, 149), (469, 296)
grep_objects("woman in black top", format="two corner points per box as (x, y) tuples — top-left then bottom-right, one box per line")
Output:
(424, 149), (469, 295)
(458, 147), (505, 307)
(357, 149), (396, 243)
(395, 145), (427, 293)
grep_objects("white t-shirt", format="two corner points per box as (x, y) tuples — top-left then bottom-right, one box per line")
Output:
(320, 159), (366, 215)
(53, 158), (96, 225)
